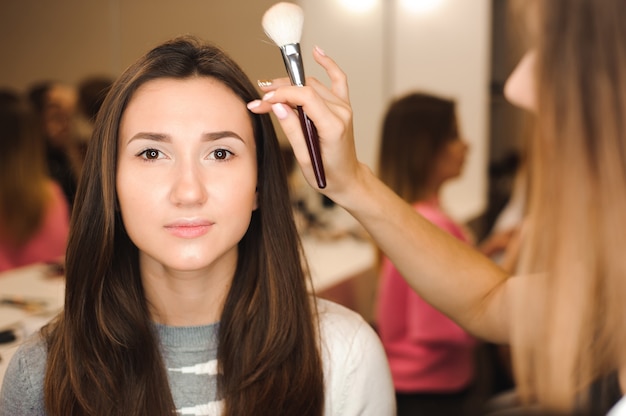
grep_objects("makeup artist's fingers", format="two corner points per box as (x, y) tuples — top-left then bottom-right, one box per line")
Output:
(257, 77), (292, 92)
(257, 47), (350, 105)
(249, 47), (359, 192)
(311, 46), (350, 103)
(259, 85), (351, 143)
(247, 99), (322, 188)
(248, 85), (361, 194)
(258, 76), (339, 107)
(271, 103), (325, 187)
(305, 77), (346, 107)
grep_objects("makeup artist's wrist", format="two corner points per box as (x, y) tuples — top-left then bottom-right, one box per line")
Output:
(322, 162), (377, 213)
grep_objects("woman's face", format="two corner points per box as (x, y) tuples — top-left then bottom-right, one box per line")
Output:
(44, 84), (77, 147)
(116, 77), (258, 277)
(430, 116), (468, 185)
(432, 137), (469, 184)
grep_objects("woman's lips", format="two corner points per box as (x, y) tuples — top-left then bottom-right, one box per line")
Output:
(164, 220), (213, 238)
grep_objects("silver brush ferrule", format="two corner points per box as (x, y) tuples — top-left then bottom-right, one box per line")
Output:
(279, 43), (305, 86)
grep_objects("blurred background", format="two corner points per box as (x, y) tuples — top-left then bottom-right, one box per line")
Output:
(0, 1), (530, 403)
(0, 0), (526, 236)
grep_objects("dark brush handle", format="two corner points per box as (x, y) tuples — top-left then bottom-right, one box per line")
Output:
(296, 106), (326, 188)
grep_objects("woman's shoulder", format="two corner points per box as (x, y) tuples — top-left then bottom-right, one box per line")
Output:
(316, 297), (365, 323)
(0, 332), (48, 414)
(316, 298), (389, 367)
(414, 201), (471, 243)
(609, 396), (626, 415)
(316, 298), (371, 343)
(315, 298), (395, 415)
(414, 200), (452, 226)
(5, 331), (48, 376)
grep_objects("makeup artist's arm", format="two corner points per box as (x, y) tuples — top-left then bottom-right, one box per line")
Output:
(248, 46), (512, 343)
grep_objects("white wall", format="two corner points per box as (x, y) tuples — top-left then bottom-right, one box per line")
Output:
(299, 0), (387, 175)
(300, 0), (492, 222)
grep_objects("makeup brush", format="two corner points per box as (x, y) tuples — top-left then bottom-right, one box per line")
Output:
(262, 2), (326, 189)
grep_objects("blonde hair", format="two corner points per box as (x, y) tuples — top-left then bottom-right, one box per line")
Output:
(512, 0), (626, 412)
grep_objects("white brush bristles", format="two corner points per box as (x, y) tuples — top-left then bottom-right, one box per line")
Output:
(262, 2), (304, 47)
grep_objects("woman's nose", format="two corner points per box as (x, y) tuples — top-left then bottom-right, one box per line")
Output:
(169, 160), (208, 206)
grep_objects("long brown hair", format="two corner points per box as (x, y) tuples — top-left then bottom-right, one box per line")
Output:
(377, 92), (457, 203)
(512, 0), (626, 412)
(0, 90), (50, 246)
(43, 35), (324, 415)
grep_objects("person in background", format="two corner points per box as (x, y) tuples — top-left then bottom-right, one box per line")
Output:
(479, 162), (527, 273)
(250, 0), (626, 413)
(374, 92), (477, 416)
(0, 89), (70, 272)
(75, 75), (114, 151)
(0, 36), (394, 415)
(28, 81), (82, 211)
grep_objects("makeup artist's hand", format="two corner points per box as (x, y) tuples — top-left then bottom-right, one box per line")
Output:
(247, 46), (370, 203)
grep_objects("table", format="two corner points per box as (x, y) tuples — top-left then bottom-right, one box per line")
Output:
(299, 205), (378, 323)
(302, 232), (378, 323)
(0, 263), (65, 384)
(301, 233), (375, 292)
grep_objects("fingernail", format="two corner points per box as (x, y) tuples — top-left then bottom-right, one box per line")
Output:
(314, 45), (326, 56)
(247, 100), (262, 110)
(262, 91), (275, 101)
(258, 79), (273, 88)
(272, 103), (289, 120)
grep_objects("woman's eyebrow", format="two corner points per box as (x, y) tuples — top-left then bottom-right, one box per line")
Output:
(126, 130), (245, 144)
(127, 132), (169, 144)
(203, 130), (245, 142)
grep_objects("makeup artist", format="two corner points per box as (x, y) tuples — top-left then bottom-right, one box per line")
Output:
(249, 0), (626, 414)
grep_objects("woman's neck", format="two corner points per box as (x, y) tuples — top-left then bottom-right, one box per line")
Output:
(141, 264), (233, 327)
(416, 184), (441, 204)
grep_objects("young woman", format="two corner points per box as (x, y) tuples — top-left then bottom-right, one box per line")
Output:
(0, 90), (69, 272)
(0, 36), (394, 415)
(27, 81), (83, 211)
(250, 0), (626, 413)
(375, 92), (476, 416)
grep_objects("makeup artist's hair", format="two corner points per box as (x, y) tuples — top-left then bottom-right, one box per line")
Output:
(377, 92), (458, 203)
(510, 0), (626, 413)
(0, 90), (52, 246)
(42, 35), (324, 416)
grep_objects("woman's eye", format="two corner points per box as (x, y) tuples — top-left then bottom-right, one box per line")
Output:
(139, 148), (162, 160)
(210, 148), (233, 160)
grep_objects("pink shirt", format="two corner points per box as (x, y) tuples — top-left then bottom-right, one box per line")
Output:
(0, 181), (70, 272)
(375, 199), (476, 393)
